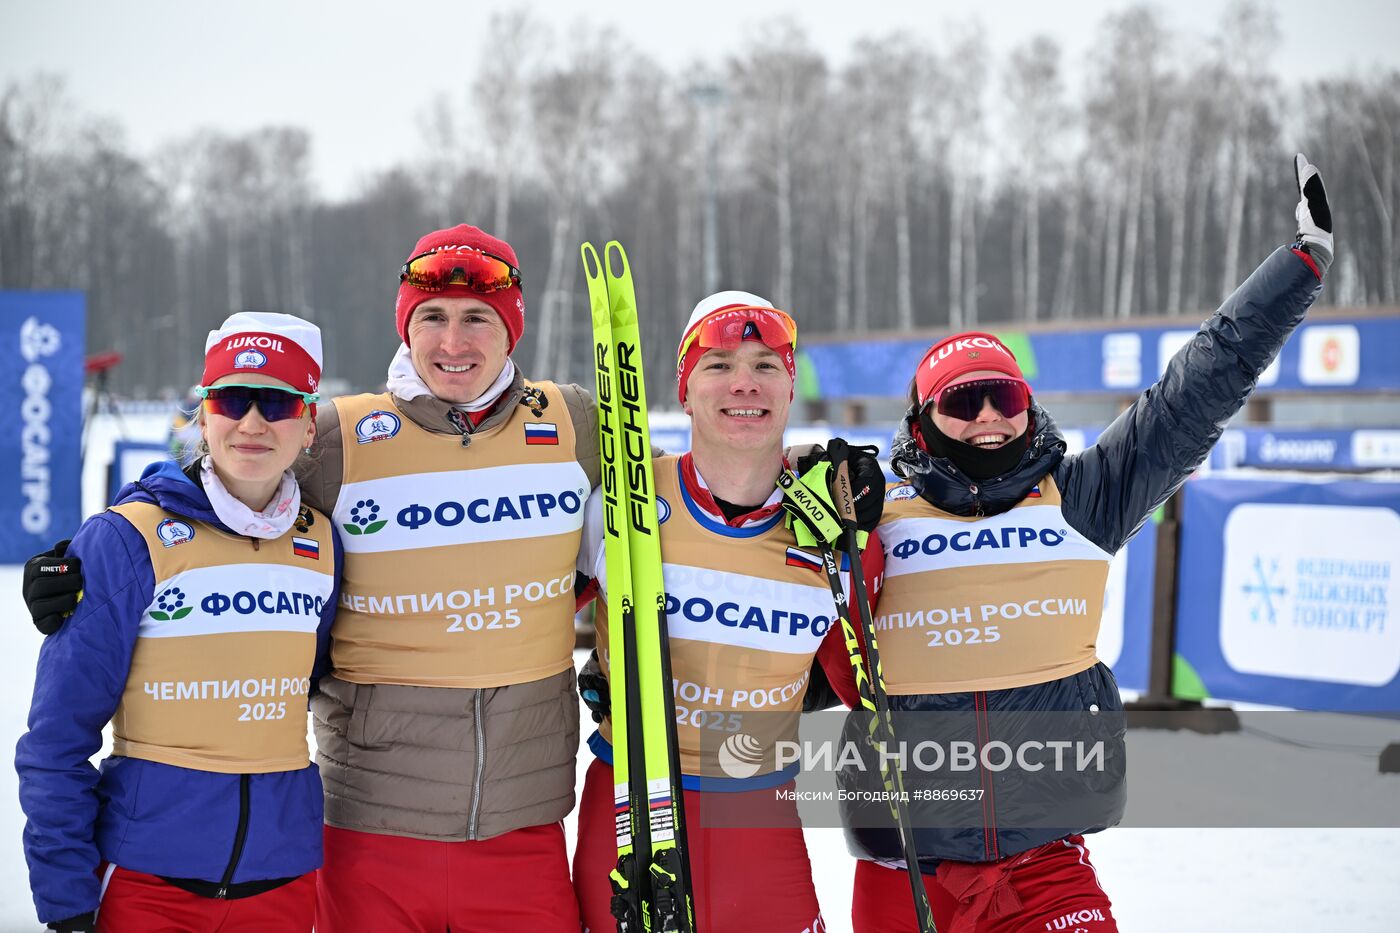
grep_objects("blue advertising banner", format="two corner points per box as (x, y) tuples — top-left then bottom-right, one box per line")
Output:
(1174, 477), (1400, 711)
(802, 316), (1400, 399)
(0, 292), (86, 562)
(1231, 428), (1400, 471)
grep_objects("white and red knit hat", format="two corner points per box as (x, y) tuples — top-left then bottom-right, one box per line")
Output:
(202, 312), (323, 401)
(675, 291), (797, 403)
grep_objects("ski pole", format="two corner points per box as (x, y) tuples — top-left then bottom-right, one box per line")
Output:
(776, 452), (937, 933)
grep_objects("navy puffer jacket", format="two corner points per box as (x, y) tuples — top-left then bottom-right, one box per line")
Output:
(843, 245), (1323, 869)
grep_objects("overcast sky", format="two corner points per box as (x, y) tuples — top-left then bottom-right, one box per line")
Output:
(4, 0), (1396, 200)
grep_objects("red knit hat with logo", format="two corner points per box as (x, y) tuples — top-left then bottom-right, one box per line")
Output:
(914, 332), (1026, 407)
(394, 224), (525, 352)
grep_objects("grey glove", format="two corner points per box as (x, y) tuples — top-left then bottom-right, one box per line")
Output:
(1293, 152), (1333, 275)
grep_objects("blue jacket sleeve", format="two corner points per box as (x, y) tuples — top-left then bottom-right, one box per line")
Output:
(309, 526), (343, 692)
(15, 511), (153, 924)
(1057, 246), (1323, 554)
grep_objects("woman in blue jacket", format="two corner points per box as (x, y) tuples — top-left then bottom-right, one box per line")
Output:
(839, 156), (1333, 931)
(17, 312), (342, 932)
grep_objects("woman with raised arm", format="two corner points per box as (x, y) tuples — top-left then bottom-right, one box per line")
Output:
(834, 156), (1332, 932)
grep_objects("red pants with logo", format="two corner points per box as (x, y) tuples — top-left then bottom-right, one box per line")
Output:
(852, 835), (1118, 933)
(316, 823), (580, 932)
(96, 866), (314, 932)
(574, 758), (826, 933)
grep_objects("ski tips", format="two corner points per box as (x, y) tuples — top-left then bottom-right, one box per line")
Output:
(580, 242), (604, 282)
(579, 240), (631, 284)
(605, 240), (631, 281)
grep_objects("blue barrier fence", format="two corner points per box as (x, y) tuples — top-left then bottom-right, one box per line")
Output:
(801, 316), (1400, 398)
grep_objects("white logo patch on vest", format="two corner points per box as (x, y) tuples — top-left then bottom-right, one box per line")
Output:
(355, 410), (401, 444)
(156, 519), (195, 548)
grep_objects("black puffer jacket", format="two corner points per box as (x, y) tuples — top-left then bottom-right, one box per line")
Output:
(844, 245), (1323, 869)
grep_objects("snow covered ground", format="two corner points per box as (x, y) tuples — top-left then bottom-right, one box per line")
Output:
(2, 589), (1397, 931)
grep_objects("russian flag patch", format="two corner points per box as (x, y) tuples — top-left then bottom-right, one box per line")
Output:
(292, 536), (320, 560)
(524, 422), (559, 445)
(785, 546), (823, 574)
(1027, 485), (1042, 498)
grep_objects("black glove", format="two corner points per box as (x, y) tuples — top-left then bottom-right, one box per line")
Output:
(47, 912), (96, 932)
(795, 438), (885, 544)
(23, 539), (84, 635)
(578, 649), (611, 724)
(1293, 152), (1332, 275)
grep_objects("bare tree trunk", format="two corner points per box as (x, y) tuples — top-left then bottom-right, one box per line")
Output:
(923, 178), (942, 326)
(1141, 169), (1158, 313)
(173, 233), (194, 363)
(1221, 136), (1249, 300)
(1350, 114), (1398, 303)
(1026, 188), (1040, 322)
(1186, 161), (1215, 311)
(1102, 178), (1122, 318)
(258, 219), (278, 309)
(1010, 186), (1025, 320)
(226, 221), (243, 313)
(552, 212), (577, 380)
(676, 187), (695, 315)
(834, 178), (853, 332)
(1051, 188), (1079, 320)
(775, 150), (793, 311)
(1165, 158), (1188, 312)
(965, 182), (980, 326)
(493, 159), (513, 239)
(948, 173), (964, 328)
(292, 208), (310, 314)
(534, 207), (572, 377)
(853, 171), (871, 330)
(894, 163), (913, 330)
(1117, 155), (1144, 319)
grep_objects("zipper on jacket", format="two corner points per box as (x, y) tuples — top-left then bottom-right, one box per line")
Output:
(216, 774), (252, 898)
(468, 688), (486, 839)
(446, 409), (473, 448)
(974, 692), (998, 861)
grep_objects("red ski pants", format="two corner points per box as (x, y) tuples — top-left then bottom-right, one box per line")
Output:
(853, 835), (1118, 933)
(574, 758), (826, 933)
(96, 866), (314, 932)
(316, 823), (581, 932)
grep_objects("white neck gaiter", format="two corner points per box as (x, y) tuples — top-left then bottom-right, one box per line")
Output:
(200, 456), (301, 539)
(385, 343), (516, 413)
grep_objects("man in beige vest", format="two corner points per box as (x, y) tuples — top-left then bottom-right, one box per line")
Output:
(303, 224), (597, 931)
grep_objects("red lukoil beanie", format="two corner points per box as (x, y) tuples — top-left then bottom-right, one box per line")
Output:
(394, 224), (525, 352)
(915, 332), (1025, 407)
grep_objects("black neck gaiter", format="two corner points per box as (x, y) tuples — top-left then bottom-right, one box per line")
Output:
(919, 410), (1030, 482)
